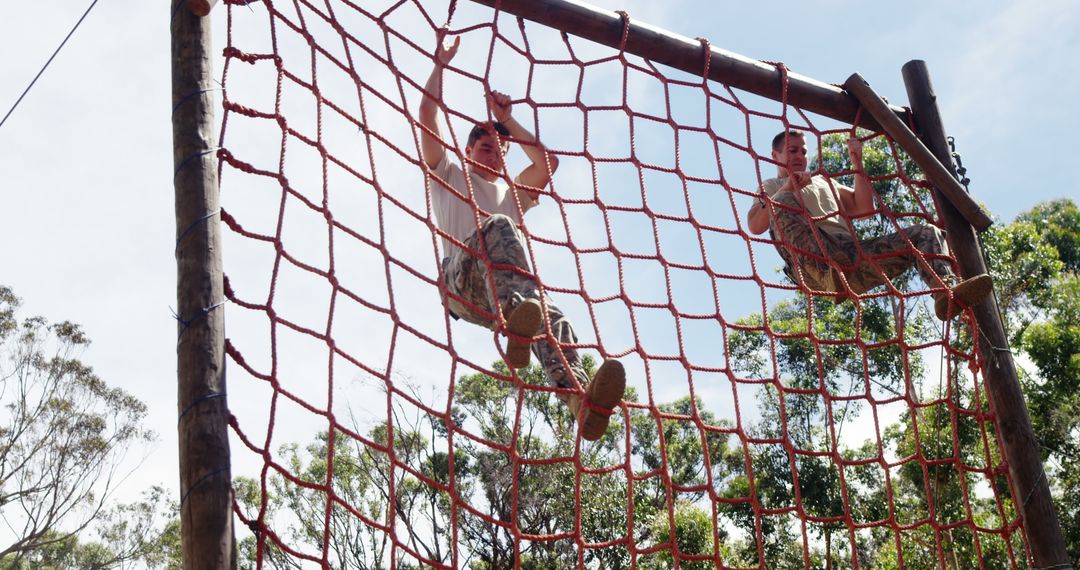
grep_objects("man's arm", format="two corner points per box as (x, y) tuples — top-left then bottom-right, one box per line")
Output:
(838, 137), (875, 218)
(746, 173), (809, 235)
(747, 195), (771, 235)
(419, 34), (459, 170)
(488, 91), (559, 201)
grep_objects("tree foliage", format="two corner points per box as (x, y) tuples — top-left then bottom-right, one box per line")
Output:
(234, 356), (741, 569)
(982, 199), (1080, 561)
(0, 286), (177, 568)
(0, 486), (181, 569)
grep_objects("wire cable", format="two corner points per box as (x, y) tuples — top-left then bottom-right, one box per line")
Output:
(0, 0), (102, 130)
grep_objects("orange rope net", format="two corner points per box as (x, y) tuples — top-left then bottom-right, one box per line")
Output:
(215, 0), (1029, 567)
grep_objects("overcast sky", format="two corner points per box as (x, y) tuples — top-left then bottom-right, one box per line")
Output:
(1, 0), (1077, 515)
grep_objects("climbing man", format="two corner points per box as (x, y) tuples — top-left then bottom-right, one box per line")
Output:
(418, 32), (625, 440)
(746, 129), (991, 320)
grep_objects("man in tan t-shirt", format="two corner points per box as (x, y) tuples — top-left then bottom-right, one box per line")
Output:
(745, 129), (990, 320)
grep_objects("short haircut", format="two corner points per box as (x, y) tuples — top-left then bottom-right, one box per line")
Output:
(467, 121), (510, 147)
(771, 129), (806, 152)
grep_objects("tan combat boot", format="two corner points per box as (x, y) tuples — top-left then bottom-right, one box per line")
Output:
(934, 274), (992, 321)
(567, 359), (626, 441)
(504, 298), (542, 368)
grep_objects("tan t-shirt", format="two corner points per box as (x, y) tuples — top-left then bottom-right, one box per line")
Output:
(427, 151), (539, 256)
(761, 175), (853, 238)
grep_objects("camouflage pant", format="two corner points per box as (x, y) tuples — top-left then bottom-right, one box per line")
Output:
(769, 190), (955, 295)
(442, 214), (584, 399)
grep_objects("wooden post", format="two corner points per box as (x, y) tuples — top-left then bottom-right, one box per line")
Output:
(843, 73), (993, 231)
(467, 0), (906, 131)
(171, 0), (235, 568)
(902, 60), (1073, 569)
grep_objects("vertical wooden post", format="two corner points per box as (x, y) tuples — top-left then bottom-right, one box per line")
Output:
(172, 0), (235, 568)
(902, 60), (1072, 569)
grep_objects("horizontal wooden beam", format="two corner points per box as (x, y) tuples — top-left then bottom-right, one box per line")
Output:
(843, 73), (992, 231)
(468, 0), (908, 131)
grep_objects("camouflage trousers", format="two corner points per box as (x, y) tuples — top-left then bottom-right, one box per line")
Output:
(769, 190), (955, 296)
(442, 214), (584, 399)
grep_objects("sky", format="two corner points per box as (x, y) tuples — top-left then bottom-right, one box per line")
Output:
(1, 0), (1078, 536)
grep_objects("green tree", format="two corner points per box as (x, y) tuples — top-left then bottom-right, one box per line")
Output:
(725, 293), (934, 568)
(234, 418), (449, 568)
(638, 501), (719, 569)
(234, 357), (735, 569)
(453, 357), (634, 569)
(628, 395), (736, 568)
(0, 286), (163, 566)
(983, 199), (1080, 562)
(451, 358), (741, 569)
(0, 487), (180, 569)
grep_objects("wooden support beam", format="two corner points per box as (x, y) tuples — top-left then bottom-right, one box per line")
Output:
(843, 73), (993, 231)
(902, 60), (1073, 569)
(188, 0), (219, 17)
(467, 0), (907, 131)
(171, 0), (235, 568)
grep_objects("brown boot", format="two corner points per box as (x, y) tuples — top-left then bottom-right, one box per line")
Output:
(504, 298), (542, 368)
(934, 274), (993, 321)
(568, 360), (626, 441)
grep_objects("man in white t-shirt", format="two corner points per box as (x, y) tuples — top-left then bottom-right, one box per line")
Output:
(418, 33), (625, 441)
(745, 130), (990, 320)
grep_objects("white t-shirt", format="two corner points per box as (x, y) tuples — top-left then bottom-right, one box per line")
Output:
(428, 151), (539, 256)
